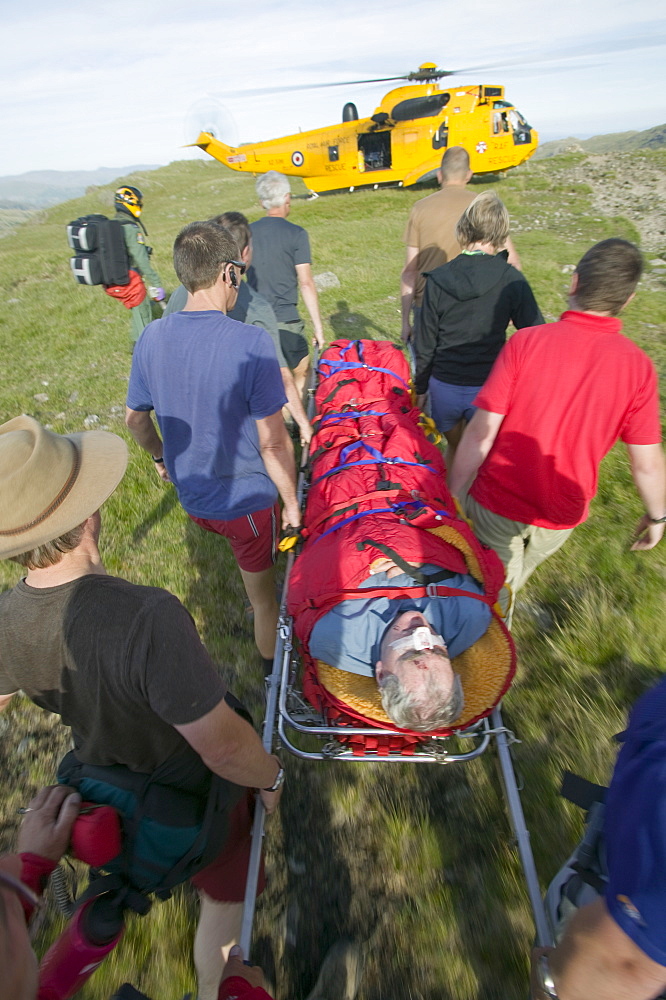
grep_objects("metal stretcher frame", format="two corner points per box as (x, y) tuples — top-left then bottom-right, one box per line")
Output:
(240, 349), (553, 959)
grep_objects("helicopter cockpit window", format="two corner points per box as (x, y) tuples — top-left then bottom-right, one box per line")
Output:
(390, 94), (450, 122)
(509, 109), (532, 145)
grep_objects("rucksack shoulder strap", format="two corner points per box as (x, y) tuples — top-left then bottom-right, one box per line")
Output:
(560, 771), (607, 810)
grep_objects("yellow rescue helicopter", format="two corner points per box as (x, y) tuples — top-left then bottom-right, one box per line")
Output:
(192, 63), (537, 196)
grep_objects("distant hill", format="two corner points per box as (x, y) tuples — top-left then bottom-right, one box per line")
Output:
(0, 165), (161, 210)
(534, 124), (666, 159)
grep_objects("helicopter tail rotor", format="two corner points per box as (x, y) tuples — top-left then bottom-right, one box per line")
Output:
(184, 97), (240, 148)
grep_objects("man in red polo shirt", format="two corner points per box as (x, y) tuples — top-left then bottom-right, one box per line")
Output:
(449, 238), (665, 623)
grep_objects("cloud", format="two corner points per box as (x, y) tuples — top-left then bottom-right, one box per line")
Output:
(1, 0), (664, 174)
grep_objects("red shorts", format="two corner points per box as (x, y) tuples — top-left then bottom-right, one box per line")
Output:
(190, 502), (279, 572)
(191, 791), (265, 902)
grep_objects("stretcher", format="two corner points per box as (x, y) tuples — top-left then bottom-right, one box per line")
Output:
(33, 340), (552, 998)
(241, 340), (553, 958)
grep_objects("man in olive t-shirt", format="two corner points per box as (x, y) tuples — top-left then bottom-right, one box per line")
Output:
(400, 147), (521, 342)
(0, 415), (285, 1000)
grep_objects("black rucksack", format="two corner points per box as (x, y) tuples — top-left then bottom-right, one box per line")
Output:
(55, 691), (254, 904)
(67, 214), (130, 287)
(544, 772), (608, 941)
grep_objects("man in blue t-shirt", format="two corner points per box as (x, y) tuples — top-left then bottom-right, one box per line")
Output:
(247, 172), (325, 402)
(534, 678), (666, 999)
(165, 210), (312, 445)
(126, 220), (300, 667)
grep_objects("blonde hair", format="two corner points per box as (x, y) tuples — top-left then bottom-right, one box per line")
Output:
(456, 191), (510, 251)
(10, 523), (85, 570)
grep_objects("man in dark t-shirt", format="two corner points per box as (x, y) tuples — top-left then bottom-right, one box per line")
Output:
(0, 415), (285, 1000)
(247, 171), (325, 401)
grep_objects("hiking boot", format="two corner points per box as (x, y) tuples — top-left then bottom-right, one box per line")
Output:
(305, 940), (363, 1000)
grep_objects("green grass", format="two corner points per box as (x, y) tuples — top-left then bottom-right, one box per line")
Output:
(0, 150), (665, 999)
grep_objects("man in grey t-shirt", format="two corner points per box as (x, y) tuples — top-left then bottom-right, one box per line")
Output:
(247, 172), (325, 402)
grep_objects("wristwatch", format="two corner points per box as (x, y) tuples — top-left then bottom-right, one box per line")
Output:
(648, 514), (666, 524)
(263, 761), (285, 793)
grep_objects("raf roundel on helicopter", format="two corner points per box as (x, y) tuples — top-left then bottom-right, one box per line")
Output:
(192, 62), (538, 195)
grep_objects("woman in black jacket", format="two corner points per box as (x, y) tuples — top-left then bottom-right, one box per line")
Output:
(413, 191), (543, 459)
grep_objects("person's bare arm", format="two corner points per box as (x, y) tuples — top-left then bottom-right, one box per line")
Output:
(280, 366), (312, 444)
(256, 411), (300, 528)
(125, 407), (170, 481)
(505, 236), (522, 271)
(547, 898), (666, 1000)
(295, 263), (325, 348)
(0, 692), (16, 712)
(400, 245), (419, 342)
(627, 442), (666, 550)
(448, 409), (505, 497)
(175, 699), (283, 813)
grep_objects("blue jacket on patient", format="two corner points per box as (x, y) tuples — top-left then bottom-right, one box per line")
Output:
(309, 564), (491, 676)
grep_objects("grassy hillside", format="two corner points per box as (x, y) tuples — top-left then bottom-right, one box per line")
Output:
(535, 123), (666, 159)
(0, 165), (161, 210)
(0, 150), (665, 1000)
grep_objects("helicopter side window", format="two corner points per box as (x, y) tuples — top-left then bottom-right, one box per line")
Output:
(492, 112), (510, 135)
(328, 146), (339, 162)
(432, 122), (448, 151)
(390, 94), (450, 122)
(357, 131), (392, 172)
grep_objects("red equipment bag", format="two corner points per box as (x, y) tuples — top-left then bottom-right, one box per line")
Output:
(104, 269), (147, 309)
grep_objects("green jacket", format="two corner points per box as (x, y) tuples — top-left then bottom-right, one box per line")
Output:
(115, 212), (162, 290)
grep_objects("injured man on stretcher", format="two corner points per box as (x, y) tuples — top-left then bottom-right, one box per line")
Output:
(308, 555), (490, 731)
(287, 498), (505, 734)
(287, 338), (511, 736)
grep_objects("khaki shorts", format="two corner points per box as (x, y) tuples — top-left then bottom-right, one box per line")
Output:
(464, 495), (574, 625)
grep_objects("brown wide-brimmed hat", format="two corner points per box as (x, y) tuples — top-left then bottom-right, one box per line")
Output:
(0, 415), (128, 560)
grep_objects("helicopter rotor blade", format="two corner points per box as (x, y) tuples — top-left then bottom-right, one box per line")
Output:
(210, 27), (665, 104)
(214, 75), (411, 100)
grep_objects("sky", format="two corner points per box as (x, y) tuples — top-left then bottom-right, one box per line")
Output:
(2, 0), (665, 177)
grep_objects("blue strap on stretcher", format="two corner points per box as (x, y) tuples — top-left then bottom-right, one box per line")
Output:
(310, 439), (437, 486)
(317, 409), (388, 426)
(317, 341), (411, 391)
(312, 499), (453, 544)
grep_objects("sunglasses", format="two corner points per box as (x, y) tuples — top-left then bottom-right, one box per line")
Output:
(0, 868), (43, 915)
(226, 260), (246, 275)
